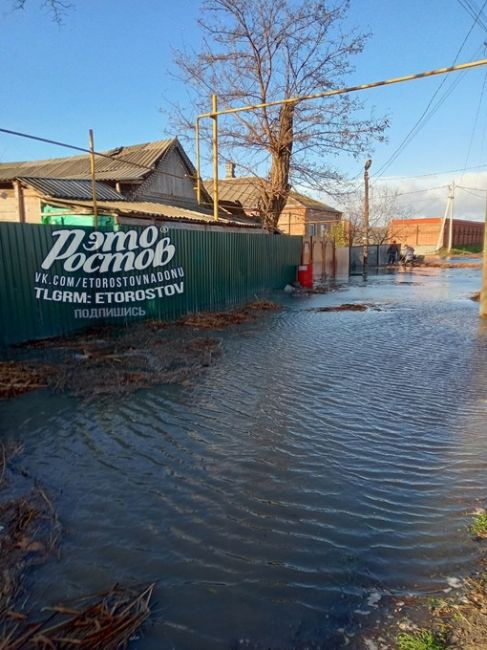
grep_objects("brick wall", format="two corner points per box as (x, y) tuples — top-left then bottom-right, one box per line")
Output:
(389, 218), (484, 251)
(278, 207), (306, 235)
(278, 207), (341, 236)
(451, 220), (484, 246)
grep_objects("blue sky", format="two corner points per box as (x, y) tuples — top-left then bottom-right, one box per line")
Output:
(1, 0), (487, 218)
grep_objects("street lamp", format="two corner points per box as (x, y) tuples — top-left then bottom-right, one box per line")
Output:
(363, 158), (372, 280)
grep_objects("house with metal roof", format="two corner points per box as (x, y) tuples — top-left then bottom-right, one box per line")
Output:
(206, 163), (343, 236)
(0, 139), (260, 230)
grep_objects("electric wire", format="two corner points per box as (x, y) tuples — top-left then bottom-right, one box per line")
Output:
(373, 63), (477, 180)
(460, 68), (487, 179)
(457, 184), (487, 190)
(371, 1), (487, 180)
(457, 186), (486, 198)
(457, 0), (487, 31)
(0, 127), (193, 182)
(394, 185), (447, 197)
(388, 162), (487, 180)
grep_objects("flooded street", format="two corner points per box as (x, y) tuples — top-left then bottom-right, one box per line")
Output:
(1, 267), (487, 649)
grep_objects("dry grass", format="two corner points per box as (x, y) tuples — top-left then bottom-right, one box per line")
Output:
(2, 583), (155, 650)
(46, 332), (223, 399)
(177, 299), (280, 329)
(1, 301), (280, 400)
(6, 326), (223, 400)
(0, 444), (61, 626)
(178, 311), (252, 328)
(0, 362), (55, 400)
(429, 569), (487, 650)
(308, 303), (383, 313)
(310, 303), (368, 312)
(0, 445), (155, 649)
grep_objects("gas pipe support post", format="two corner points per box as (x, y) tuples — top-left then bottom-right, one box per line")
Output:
(195, 117), (202, 206)
(89, 129), (99, 229)
(211, 94), (219, 221)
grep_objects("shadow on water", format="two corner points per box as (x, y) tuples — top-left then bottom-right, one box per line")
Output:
(1, 268), (487, 649)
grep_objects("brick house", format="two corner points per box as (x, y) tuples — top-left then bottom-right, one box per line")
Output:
(207, 164), (342, 235)
(388, 217), (484, 254)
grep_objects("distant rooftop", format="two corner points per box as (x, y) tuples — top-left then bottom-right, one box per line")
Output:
(0, 139), (177, 182)
(206, 176), (342, 214)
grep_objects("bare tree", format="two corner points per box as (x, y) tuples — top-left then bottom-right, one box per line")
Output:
(342, 185), (411, 245)
(11, 0), (71, 23)
(172, 0), (388, 229)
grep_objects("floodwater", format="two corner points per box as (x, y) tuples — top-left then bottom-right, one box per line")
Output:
(1, 267), (487, 649)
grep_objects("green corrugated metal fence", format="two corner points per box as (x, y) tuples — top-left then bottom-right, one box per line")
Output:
(0, 223), (301, 346)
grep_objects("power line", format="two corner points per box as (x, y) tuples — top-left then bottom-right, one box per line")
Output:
(374, 69), (470, 179)
(386, 162), (487, 180)
(457, 186), (485, 199)
(373, 1), (487, 179)
(348, 65), (475, 184)
(457, 183), (487, 190)
(457, 0), (487, 31)
(394, 185), (448, 197)
(460, 69), (487, 178)
(0, 127), (192, 182)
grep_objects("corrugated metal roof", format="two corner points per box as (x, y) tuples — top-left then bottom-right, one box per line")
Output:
(207, 177), (342, 214)
(47, 198), (263, 229)
(21, 177), (126, 201)
(287, 191), (342, 213)
(212, 178), (263, 206)
(0, 139), (174, 182)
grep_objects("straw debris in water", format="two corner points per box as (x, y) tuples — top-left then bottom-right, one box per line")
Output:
(0, 444), (61, 629)
(0, 362), (54, 400)
(46, 330), (223, 398)
(309, 303), (383, 312)
(177, 299), (281, 329)
(0, 445), (155, 649)
(3, 583), (155, 650)
(1, 301), (280, 400)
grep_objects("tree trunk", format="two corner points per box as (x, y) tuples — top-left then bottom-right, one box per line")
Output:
(259, 103), (295, 230)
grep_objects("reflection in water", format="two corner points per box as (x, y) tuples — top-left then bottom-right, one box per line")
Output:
(1, 269), (487, 649)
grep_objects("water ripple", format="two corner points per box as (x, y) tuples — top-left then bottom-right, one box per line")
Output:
(1, 270), (486, 649)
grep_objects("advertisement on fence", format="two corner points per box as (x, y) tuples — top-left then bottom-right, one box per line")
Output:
(34, 226), (185, 319)
(0, 221), (301, 345)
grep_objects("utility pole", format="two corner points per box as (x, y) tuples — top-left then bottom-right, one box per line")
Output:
(436, 181), (455, 252)
(89, 129), (98, 229)
(447, 181), (455, 253)
(363, 159), (372, 280)
(480, 194), (487, 317)
(211, 94), (219, 221)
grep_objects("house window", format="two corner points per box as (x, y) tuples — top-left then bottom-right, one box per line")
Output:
(309, 223), (316, 237)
